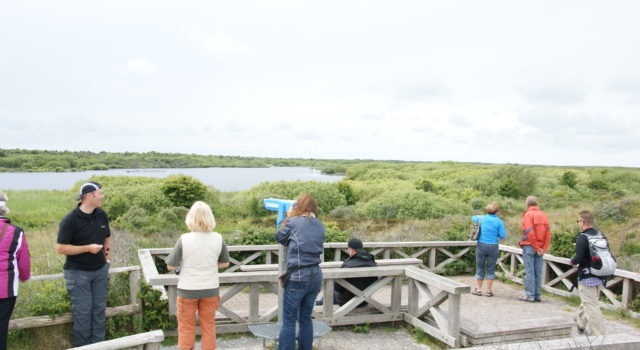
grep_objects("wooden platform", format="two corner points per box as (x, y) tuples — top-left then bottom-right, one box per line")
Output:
(460, 316), (574, 347)
(457, 333), (640, 350)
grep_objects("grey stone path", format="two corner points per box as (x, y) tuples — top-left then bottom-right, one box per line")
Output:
(161, 276), (640, 349)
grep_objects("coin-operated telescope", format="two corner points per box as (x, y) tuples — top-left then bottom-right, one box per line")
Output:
(263, 198), (296, 228)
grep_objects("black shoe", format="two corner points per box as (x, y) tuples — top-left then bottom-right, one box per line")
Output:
(534, 298), (542, 302)
(315, 299), (323, 306)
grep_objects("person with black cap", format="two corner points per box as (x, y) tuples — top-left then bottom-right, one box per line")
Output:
(56, 181), (111, 346)
(316, 238), (378, 307)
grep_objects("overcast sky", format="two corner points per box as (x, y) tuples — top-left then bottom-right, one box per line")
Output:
(1, 1), (639, 167)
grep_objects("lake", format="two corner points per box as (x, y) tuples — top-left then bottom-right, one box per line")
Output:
(0, 167), (344, 192)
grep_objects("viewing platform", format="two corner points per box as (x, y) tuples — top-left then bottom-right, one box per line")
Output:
(138, 241), (640, 349)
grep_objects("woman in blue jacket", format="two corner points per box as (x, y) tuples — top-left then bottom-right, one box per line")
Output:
(275, 193), (325, 350)
(471, 202), (506, 297)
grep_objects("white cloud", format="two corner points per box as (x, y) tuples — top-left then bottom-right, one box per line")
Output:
(189, 30), (255, 56)
(123, 59), (158, 75)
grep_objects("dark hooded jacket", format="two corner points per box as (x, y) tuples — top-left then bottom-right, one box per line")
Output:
(335, 252), (377, 306)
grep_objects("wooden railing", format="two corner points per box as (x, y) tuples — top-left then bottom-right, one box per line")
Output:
(497, 245), (640, 317)
(142, 264), (469, 347)
(143, 241), (476, 274)
(141, 242), (640, 316)
(8, 266), (142, 331)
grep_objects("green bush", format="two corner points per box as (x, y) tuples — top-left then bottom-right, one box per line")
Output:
(337, 181), (357, 205)
(498, 178), (518, 198)
(593, 199), (636, 223)
(549, 227), (579, 258)
(494, 166), (538, 198)
(416, 179), (435, 192)
(561, 171), (578, 189)
(140, 282), (177, 331)
(27, 281), (70, 317)
(329, 206), (357, 219)
(358, 190), (468, 220)
(588, 179), (609, 191)
(469, 198), (484, 210)
(161, 174), (208, 208)
(117, 206), (152, 232)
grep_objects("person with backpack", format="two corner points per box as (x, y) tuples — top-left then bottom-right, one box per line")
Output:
(471, 202), (506, 297)
(569, 210), (609, 336)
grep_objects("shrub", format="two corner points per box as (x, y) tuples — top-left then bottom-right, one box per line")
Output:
(498, 178), (518, 198)
(620, 242), (640, 256)
(329, 206), (357, 219)
(561, 171), (578, 189)
(588, 179), (609, 191)
(160, 174), (207, 208)
(117, 206), (152, 232)
(494, 166), (538, 198)
(469, 198), (484, 210)
(140, 283), (177, 331)
(358, 190), (468, 220)
(549, 227), (579, 258)
(593, 199), (636, 223)
(337, 181), (357, 205)
(416, 179), (435, 192)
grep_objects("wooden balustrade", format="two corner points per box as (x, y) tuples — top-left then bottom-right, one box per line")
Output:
(141, 241), (639, 317)
(8, 266), (142, 331)
(136, 241), (639, 347)
(497, 244), (640, 317)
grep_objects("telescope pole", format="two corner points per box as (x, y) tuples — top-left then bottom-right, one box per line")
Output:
(278, 244), (287, 322)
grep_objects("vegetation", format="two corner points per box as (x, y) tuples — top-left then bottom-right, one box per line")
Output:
(0, 148), (367, 174)
(3, 150), (640, 348)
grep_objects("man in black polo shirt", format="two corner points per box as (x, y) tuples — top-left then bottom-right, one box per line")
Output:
(57, 181), (111, 346)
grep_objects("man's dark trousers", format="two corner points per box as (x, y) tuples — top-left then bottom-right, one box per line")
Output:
(64, 263), (109, 346)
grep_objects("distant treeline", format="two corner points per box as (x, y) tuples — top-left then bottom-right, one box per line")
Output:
(0, 148), (391, 173)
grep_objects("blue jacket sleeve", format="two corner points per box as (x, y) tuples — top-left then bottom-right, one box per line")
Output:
(498, 221), (507, 240)
(275, 220), (293, 245)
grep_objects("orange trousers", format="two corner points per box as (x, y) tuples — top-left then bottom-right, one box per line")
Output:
(177, 295), (220, 350)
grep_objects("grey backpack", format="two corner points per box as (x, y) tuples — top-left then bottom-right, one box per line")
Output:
(469, 216), (484, 241)
(583, 231), (617, 277)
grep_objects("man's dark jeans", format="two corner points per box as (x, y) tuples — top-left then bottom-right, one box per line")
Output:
(64, 263), (109, 346)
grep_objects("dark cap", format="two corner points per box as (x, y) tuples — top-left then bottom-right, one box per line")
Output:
(348, 238), (366, 253)
(76, 181), (102, 200)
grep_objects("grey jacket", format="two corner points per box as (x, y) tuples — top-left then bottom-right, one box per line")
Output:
(275, 216), (325, 283)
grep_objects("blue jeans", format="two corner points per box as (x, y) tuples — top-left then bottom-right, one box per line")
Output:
(64, 263), (109, 346)
(279, 273), (322, 350)
(522, 245), (543, 299)
(475, 243), (499, 280)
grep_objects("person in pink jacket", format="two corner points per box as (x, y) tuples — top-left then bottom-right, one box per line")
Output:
(0, 192), (31, 350)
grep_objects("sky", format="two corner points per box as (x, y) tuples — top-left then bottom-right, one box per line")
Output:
(1, 1), (639, 167)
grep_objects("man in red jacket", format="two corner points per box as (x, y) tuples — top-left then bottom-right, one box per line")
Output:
(518, 196), (551, 302)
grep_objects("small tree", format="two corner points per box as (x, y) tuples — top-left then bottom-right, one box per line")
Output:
(160, 175), (207, 208)
(561, 171), (578, 189)
(416, 179), (435, 192)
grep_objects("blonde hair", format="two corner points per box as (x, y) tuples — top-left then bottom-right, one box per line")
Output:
(0, 192), (8, 216)
(185, 201), (216, 232)
(485, 202), (499, 214)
